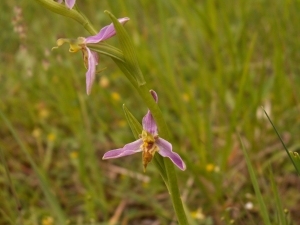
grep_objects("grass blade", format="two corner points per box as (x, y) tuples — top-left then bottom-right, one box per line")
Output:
(239, 134), (271, 225)
(0, 109), (67, 224)
(268, 167), (286, 225)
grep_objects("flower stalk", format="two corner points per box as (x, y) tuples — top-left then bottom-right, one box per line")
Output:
(99, 12), (188, 223)
(137, 85), (188, 225)
(109, 50), (189, 224)
(33, 2), (188, 223)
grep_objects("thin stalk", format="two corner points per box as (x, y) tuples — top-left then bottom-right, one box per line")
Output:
(262, 107), (300, 175)
(114, 59), (188, 223)
(239, 134), (271, 225)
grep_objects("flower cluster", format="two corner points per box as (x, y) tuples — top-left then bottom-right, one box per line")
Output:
(103, 90), (186, 171)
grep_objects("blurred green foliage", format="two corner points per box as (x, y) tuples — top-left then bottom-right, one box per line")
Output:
(1, 0), (300, 224)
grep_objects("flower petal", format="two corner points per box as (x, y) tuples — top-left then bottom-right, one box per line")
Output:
(85, 48), (98, 95)
(142, 111), (158, 135)
(102, 139), (143, 159)
(156, 138), (186, 171)
(57, 0), (63, 3)
(65, 0), (76, 9)
(86, 17), (130, 43)
(142, 90), (159, 135)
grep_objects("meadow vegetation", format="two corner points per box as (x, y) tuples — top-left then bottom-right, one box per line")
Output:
(1, 0), (300, 224)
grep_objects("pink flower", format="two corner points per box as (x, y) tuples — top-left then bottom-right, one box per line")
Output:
(103, 90), (186, 171)
(53, 18), (129, 94)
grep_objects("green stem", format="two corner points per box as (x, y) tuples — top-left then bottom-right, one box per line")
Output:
(34, 0), (97, 35)
(94, 41), (188, 225)
(113, 58), (187, 223)
(153, 156), (169, 190)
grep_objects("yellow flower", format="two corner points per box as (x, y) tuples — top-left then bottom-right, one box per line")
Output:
(111, 92), (121, 101)
(206, 163), (215, 172)
(42, 216), (54, 225)
(47, 133), (56, 142)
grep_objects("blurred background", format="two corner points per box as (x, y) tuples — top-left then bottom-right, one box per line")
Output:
(1, 0), (300, 224)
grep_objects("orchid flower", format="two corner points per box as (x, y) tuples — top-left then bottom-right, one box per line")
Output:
(57, 0), (76, 9)
(53, 17), (130, 94)
(103, 90), (186, 172)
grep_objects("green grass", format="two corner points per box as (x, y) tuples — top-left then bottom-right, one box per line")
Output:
(1, 0), (300, 224)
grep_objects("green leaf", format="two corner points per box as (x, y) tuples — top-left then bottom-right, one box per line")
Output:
(123, 104), (142, 139)
(105, 10), (146, 86)
(239, 134), (271, 225)
(88, 43), (125, 63)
